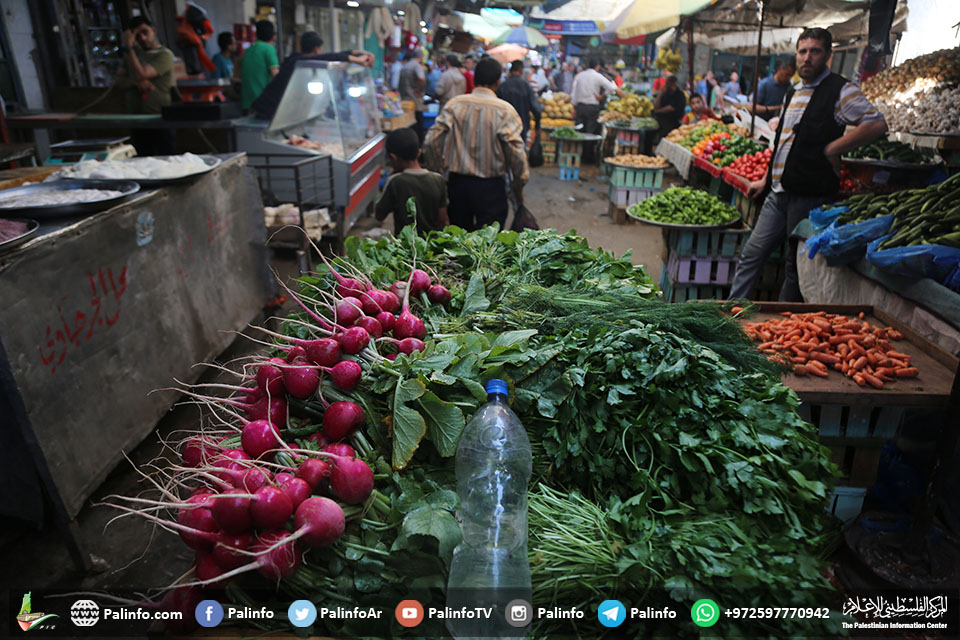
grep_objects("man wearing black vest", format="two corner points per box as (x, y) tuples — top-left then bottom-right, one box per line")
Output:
(729, 28), (887, 301)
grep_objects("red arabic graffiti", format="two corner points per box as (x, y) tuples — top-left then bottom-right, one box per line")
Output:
(38, 266), (128, 374)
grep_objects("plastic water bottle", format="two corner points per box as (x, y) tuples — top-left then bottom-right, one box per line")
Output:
(446, 379), (532, 639)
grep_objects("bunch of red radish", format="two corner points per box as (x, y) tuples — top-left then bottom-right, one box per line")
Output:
(104, 261), (449, 604)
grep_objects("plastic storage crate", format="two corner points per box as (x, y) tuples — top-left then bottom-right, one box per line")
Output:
(666, 250), (738, 285)
(663, 226), (751, 258)
(659, 264), (732, 302)
(609, 186), (657, 207)
(609, 165), (664, 190)
(828, 486), (867, 524)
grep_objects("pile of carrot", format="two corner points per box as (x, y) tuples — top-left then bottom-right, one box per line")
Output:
(741, 310), (918, 389)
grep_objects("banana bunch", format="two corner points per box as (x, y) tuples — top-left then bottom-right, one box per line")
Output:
(655, 47), (682, 73)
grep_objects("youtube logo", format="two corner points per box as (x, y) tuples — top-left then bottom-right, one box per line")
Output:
(394, 600), (424, 627)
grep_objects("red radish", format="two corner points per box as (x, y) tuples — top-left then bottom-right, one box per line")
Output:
(245, 396), (288, 427)
(292, 497), (346, 546)
(296, 458), (332, 491)
(394, 310), (426, 340)
(385, 352), (398, 361)
(380, 290), (400, 313)
(210, 490), (253, 534)
(361, 289), (399, 315)
(177, 494), (219, 551)
(323, 442), (356, 458)
(241, 467), (272, 492)
(241, 420), (282, 459)
(243, 387), (264, 405)
(336, 297), (363, 326)
(338, 326), (370, 354)
(376, 312), (396, 333)
(304, 338), (341, 367)
(409, 269), (432, 295)
(427, 284), (451, 305)
(182, 438), (219, 467)
(285, 345), (308, 363)
(256, 360), (285, 396)
(390, 280), (408, 301)
(335, 277), (366, 299)
(329, 458), (375, 504)
(195, 552), (231, 587)
(322, 401), (366, 441)
(306, 432), (328, 448)
(398, 338), (426, 355)
(251, 486), (294, 529)
(212, 531), (254, 570)
(280, 360), (320, 399)
(355, 315), (383, 339)
(322, 360), (362, 391)
(276, 476), (311, 508)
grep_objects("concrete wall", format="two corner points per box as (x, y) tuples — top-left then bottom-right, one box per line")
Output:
(1, 0), (46, 109)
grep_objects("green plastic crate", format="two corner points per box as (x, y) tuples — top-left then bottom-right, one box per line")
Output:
(609, 166), (664, 189)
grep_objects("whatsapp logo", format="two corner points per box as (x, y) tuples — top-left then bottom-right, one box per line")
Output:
(691, 599), (719, 627)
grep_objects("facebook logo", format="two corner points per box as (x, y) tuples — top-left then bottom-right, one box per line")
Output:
(194, 600), (224, 628)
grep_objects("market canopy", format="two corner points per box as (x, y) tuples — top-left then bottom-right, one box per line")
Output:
(526, 0), (631, 35)
(460, 8), (524, 42)
(658, 0), (909, 54)
(493, 26), (550, 47)
(616, 0), (721, 40)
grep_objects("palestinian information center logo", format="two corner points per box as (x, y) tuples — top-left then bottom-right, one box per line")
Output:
(16, 592), (59, 632)
(71, 600), (101, 627)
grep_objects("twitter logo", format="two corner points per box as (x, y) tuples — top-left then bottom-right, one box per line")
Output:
(598, 600), (626, 627)
(288, 600), (317, 628)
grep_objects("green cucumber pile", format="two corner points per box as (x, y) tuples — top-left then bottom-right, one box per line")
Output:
(628, 186), (740, 226)
(846, 137), (937, 164)
(876, 173), (960, 249)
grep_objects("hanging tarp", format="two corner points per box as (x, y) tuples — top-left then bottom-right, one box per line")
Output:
(460, 8), (524, 42)
(615, 0), (721, 40)
(529, 0), (633, 23)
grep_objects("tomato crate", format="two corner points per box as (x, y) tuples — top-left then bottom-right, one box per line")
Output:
(663, 226), (751, 258)
(665, 248), (738, 285)
(659, 265), (731, 302)
(608, 165), (664, 189)
(609, 185), (658, 208)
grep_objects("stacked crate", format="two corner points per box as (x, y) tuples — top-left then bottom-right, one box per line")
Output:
(613, 127), (643, 157)
(658, 226), (789, 302)
(541, 137), (557, 165)
(608, 164), (664, 209)
(557, 139), (583, 181)
(659, 226), (749, 302)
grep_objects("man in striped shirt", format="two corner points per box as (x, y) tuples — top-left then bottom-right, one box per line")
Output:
(730, 28), (887, 302)
(424, 57), (529, 231)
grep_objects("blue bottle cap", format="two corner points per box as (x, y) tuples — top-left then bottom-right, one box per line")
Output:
(484, 379), (509, 397)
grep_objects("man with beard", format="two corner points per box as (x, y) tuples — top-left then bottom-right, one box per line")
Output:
(729, 28), (887, 302)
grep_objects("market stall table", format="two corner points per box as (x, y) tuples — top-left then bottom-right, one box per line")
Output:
(0, 153), (272, 567)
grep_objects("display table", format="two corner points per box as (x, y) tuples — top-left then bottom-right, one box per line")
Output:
(655, 138), (693, 179)
(0, 153), (272, 563)
(796, 240), (960, 355)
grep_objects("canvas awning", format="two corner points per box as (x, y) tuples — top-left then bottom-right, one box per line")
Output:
(615, 0), (721, 40)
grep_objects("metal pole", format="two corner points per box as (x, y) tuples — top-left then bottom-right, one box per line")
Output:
(329, 0), (336, 53)
(686, 17), (695, 93)
(749, 0), (765, 137)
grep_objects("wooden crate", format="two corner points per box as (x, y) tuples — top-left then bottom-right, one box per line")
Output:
(381, 110), (415, 131)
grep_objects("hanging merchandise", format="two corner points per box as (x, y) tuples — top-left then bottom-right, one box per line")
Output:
(401, 2), (422, 34)
(365, 6), (394, 47)
(390, 24), (402, 49)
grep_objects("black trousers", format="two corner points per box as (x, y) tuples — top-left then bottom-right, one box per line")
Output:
(447, 173), (507, 231)
(410, 111), (425, 144)
(574, 103), (601, 163)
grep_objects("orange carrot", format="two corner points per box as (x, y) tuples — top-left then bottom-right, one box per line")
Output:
(852, 356), (868, 371)
(793, 365), (809, 376)
(853, 373), (867, 387)
(895, 367), (919, 378)
(862, 372), (884, 389)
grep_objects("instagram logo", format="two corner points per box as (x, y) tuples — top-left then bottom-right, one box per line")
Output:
(395, 600), (424, 627)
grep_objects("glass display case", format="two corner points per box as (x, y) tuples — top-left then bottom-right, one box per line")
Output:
(265, 60), (381, 159)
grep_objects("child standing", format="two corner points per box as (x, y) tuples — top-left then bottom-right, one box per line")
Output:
(375, 128), (449, 235)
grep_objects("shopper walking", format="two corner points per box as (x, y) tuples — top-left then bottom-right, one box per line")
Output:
(398, 50), (426, 142)
(652, 75), (686, 139)
(729, 28), (887, 302)
(571, 58), (625, 162)
(424, 58), (528, 231)
(240, 20), (279, 111)
(749, 58), (797, 120)
(435, 54), (467, 109)
(498, 60), (542, 144)
(723, 71), (742, 98)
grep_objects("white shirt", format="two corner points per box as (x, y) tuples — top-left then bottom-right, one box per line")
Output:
(570, 69), (617, 106)
(390, 60), (404, 90)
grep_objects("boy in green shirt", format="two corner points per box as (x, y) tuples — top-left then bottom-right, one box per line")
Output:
(241, 21), (280, 111)
(376, 128), (449, 235)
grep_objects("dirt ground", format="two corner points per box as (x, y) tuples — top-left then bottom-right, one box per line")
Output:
(0, 164), (672, 593)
